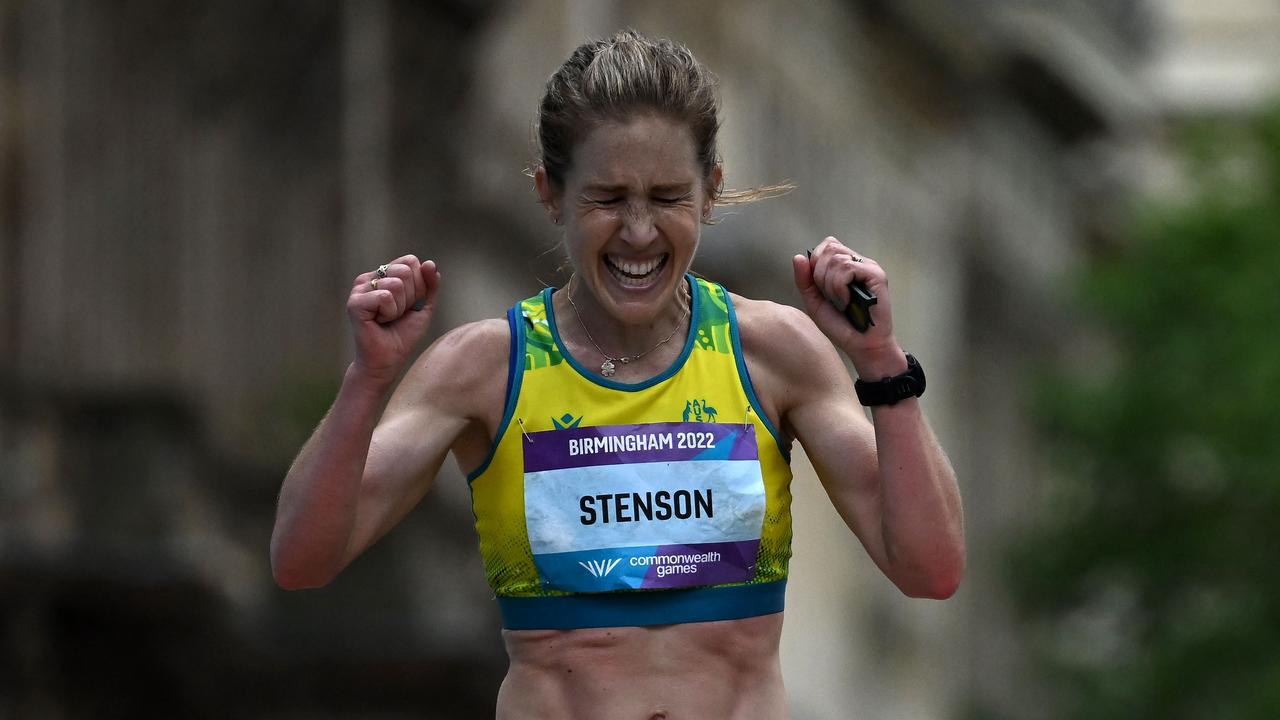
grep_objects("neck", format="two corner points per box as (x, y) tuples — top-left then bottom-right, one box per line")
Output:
(560, 276), (691, 361)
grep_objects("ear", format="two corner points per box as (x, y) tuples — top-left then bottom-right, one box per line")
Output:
(534, 166), (562, 224)
(703, 163), (723, 221)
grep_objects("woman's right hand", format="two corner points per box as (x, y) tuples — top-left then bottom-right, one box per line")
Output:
(346, 254), (441, 385)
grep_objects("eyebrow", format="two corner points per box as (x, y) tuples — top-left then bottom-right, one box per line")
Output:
(581, 184), (627, 195)
(580, 182), (694, 194)
(651, 183), (694, 194)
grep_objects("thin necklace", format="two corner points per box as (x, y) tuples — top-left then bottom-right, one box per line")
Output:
(564, 279), (691, 378)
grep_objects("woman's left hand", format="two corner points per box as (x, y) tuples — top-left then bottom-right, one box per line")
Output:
(792, 236), (907, 378)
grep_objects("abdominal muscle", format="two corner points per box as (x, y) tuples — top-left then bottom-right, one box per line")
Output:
(497, 612), (787, 720)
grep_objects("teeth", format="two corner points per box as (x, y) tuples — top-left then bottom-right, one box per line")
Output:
(605, 254), (667, 287)
(608, 255), (662, 277)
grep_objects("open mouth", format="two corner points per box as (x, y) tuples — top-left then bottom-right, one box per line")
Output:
(604, 253), (669, 288)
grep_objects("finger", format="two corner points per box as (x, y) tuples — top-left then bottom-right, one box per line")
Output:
(391, 254), (425, 304)
(416, 260), (440, 312)
(792, 254), (814, 293)
(816, 235), (844, 258)
(812, 246), (836, 305)
(372, 288), (400, 324)
(818, 235), (868, 268)
(353, 272), (389, 297)
(793, 253), (831, 312)
(824, 271), (851, 310)
(814, 244), (855, 307)
(794, 253), (855, 337)
(823, 255), (863, 309)
(813, 238), (870, 308)
(383, 264), (413, 314)
(379, 276), (408, 318)
(346, 286), (397, 324)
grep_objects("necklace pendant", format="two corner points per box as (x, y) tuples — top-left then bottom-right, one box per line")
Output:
(600, 358), (616, 377)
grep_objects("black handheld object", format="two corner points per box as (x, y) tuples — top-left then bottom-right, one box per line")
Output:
(806, 249), (878, 333)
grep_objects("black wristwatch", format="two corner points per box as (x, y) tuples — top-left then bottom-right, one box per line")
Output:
(854, 353), (926, 406)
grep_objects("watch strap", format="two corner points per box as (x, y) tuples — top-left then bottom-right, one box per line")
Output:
(854, 353), (925, 406)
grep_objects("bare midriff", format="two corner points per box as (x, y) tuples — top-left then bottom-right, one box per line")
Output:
(496, 612), (787, 720)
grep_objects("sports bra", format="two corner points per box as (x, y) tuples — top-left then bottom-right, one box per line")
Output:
(467, 274), (794, 630)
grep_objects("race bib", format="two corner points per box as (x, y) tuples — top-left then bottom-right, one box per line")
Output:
(523, 422), (766, 592)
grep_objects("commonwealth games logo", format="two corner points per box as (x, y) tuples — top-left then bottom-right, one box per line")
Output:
(578, 557), (622, 578)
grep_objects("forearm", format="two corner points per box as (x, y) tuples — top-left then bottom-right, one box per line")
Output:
(270, 363), (394, 589)
(789, 242), (965, 598)
(852, 345), (964, 598)
(868, 398), (964, 598)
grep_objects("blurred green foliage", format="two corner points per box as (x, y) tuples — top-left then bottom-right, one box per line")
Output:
(1007, 104), (1280, 719)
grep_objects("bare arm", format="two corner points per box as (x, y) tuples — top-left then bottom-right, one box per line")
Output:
(742, 238), (964, 598)
(270, 322), (504, 589)
(782, 328), (962, 599)
(269, 255), (505, 589)
(270, 363), (406, 589)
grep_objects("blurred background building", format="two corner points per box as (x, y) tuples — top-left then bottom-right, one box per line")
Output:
(1, 0), (1276, 718)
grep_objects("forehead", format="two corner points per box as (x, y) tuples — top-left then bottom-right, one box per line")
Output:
(567, 114), (700, 187)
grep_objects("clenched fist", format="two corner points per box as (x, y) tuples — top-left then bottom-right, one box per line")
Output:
(346, 254), (440, 385)
(793, 236), (907, 378)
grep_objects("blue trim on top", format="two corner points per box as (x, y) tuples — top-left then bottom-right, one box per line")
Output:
(724, 290), (791, 463)
(498, 580), (786, 630)
(466, 305), (526, 483)
(543, 273), (701, 392)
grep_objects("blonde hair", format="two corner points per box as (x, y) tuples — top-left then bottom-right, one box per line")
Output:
(535, 29), (791, 218)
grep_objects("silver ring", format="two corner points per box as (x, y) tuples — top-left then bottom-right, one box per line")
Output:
(375, 264), (389, 278)
(371, 277), (380, 290)
(851, 255), (863, 263)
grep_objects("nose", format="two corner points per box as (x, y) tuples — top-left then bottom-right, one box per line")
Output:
(619, 201), (658, 249)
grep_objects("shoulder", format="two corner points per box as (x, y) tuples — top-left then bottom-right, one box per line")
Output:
(424, 316), (511, 364)
(730, 293), (844, 384)
(726, 292), (853, 439)
(397, 317), (512, 418)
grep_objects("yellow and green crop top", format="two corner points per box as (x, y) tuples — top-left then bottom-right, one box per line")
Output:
(467, 274), (794, 630)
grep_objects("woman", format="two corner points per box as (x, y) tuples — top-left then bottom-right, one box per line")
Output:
(271, 30), (964, 719)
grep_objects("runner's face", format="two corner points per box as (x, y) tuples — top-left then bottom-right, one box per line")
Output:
(550, 115), (712, 324)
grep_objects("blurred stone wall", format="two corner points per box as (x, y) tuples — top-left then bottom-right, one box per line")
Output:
(1, 1), (515, 717)
(0, 1), (1156, 718)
